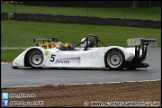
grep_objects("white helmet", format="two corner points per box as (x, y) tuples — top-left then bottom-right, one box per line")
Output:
(81, 38), (90, 48)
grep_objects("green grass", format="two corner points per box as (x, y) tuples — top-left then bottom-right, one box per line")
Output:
(1, 4), (161, 21)
(2, 20), (161, 47)
(1, 20), (161, 62)
(1, 50), (25, 62)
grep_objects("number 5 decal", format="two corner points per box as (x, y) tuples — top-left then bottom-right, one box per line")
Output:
(50, 54), (56, 62)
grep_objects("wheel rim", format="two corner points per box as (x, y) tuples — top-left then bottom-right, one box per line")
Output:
(107, 52), (123, 68)
(29, 51), (43, 67)
(31, 54), (42, 65)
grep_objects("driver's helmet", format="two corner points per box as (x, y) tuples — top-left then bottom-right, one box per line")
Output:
(80, 38), (90, 48)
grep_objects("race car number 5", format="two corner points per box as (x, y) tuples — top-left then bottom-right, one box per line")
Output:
(50, 54), (56, 62)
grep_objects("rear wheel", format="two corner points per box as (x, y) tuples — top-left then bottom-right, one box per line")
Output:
(105, 49), (125, 70)
(27, 50), (44, 68)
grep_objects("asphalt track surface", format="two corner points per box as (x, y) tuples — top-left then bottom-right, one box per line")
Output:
(1, 48), (161, 88)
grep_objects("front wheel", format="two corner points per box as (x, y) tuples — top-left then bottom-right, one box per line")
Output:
(27, 50), (44, 68)
(105, 49), (125, 70)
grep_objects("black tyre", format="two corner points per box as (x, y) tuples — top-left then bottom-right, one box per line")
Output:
(105, 49), (125, 70)
(12, 66), (18, 69)
(27, 50), (44, 68)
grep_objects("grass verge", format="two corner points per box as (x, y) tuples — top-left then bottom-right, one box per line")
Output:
(2, 20), (160, 47)
(1, 50), (25, 62)
(1, 4), (161, 21)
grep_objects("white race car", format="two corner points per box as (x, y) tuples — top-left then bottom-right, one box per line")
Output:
(12, 34), (157, 70)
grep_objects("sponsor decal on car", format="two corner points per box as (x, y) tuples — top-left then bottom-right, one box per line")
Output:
(56, 59), (70, 64)
(131, 39), (136, 45)
(45, 50), (49, 55)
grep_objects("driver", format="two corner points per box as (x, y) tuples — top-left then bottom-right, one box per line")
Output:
(81, 38), (90, 48)
(80, 38), (94, 48)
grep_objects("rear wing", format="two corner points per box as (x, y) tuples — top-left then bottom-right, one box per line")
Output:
(127, 38), (157, 47)
(33, 38), (58, 43)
